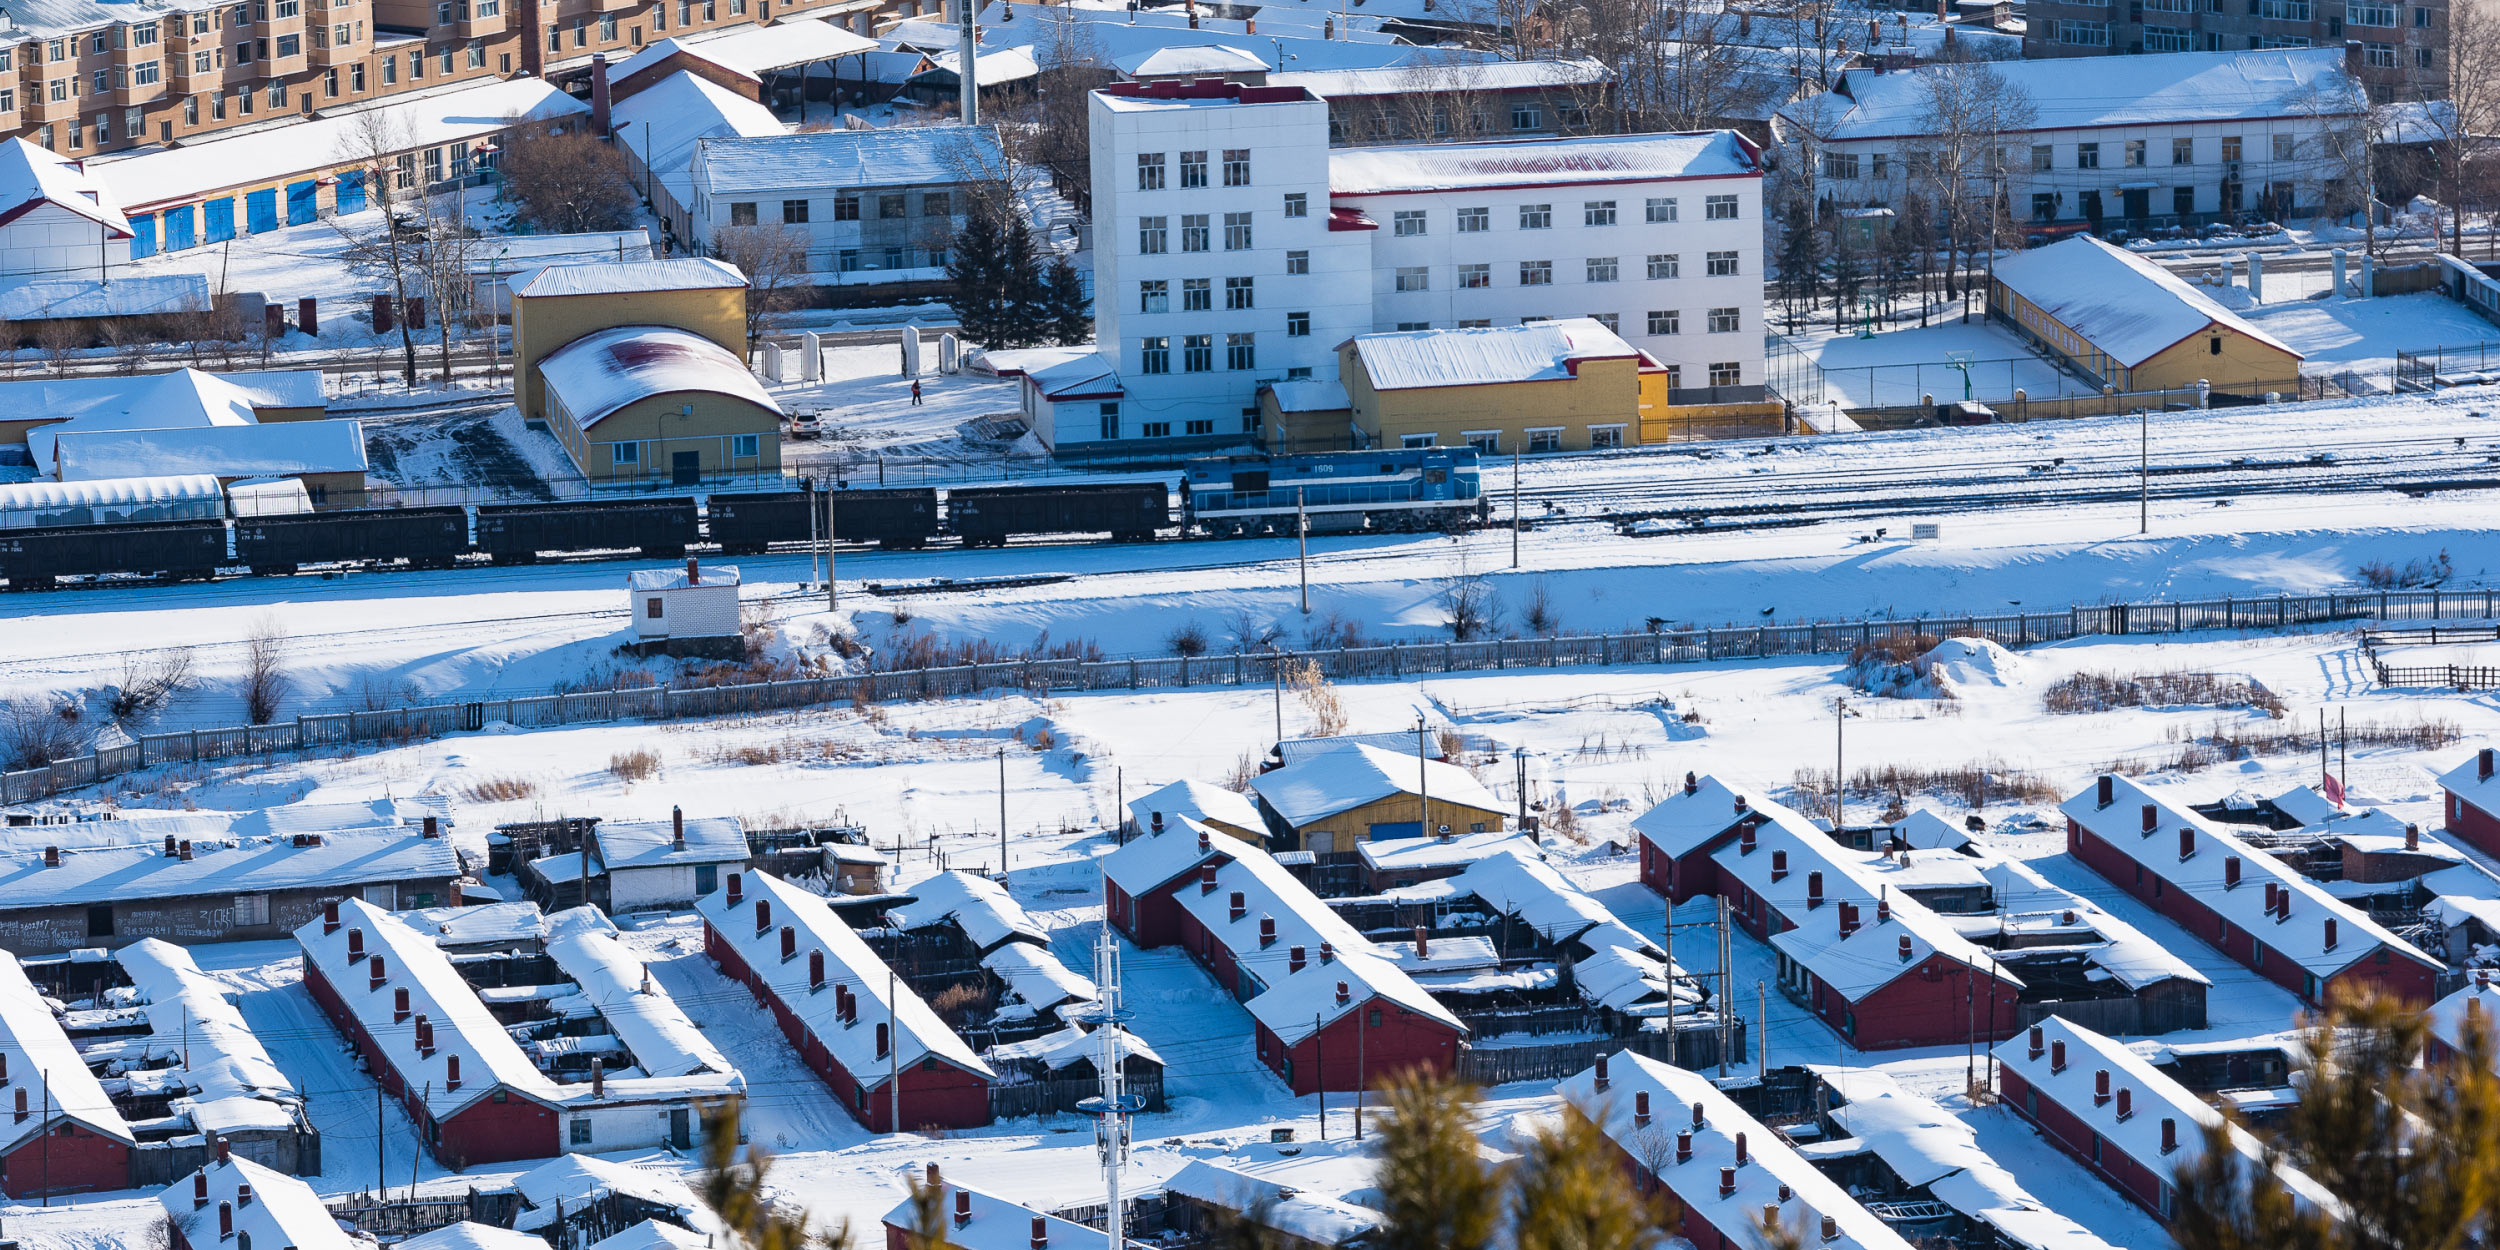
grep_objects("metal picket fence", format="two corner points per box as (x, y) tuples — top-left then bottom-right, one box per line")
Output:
(7, 585), (2499, 806)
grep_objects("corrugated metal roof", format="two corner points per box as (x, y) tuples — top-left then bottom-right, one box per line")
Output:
(694, 125), (1004, 193)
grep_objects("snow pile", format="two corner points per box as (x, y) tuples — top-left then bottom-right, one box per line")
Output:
(1920, 637), (2023, 688)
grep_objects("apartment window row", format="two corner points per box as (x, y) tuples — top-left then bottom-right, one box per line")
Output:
(1134, 213), (1255, 253)
(1133, 333), (1255, 374)
(2021, 135), (2284, 170)
(1136, 147), (1252, 191)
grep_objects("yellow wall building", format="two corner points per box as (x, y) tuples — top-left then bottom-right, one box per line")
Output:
(1249, 743), (1508, 854)
(1334, 319), (1659, 455)
(1989, 235), (2304, 397)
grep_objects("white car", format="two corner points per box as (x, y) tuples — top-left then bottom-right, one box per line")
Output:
(788, 414), (823, 440)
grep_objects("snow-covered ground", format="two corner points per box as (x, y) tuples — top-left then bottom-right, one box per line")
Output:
(1788, 317), (2087, 406)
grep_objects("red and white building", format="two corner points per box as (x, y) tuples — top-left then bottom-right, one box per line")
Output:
(876, 1167), (1095, 1250)
(1993, 1016), (2340, 1224)
(1102, 818), (1464, 1093)
(697, 870), (994, 1132)
(0, 950), (133, 1197)
(2439, 747), (2500, 859)
(1629, 775), (2023, 1050)
(160, 1147), (355, 1250)
(2059, 775), (2442, 1005)
(1558, 1049), (1914, 1250)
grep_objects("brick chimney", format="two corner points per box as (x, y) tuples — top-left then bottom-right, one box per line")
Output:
(2161, 1117), (2179, 1153)
(1719, 1167), (1736, 1197)
(2097, 775), (2114, 807)
(1692, 1101), (1705, 1130)
(1335, 980), (1351, 1005)
(445, 1053), (462, 1091)
(2140, 803), (2157, 834)
(165, 834), (178, 858)
(394, 987), (410, 1024)
(422, 815), (440, 839)
(369, 955), (387, 992)
(591, 1056), (604, 1099)
(1739, 824), (1757, 855)
(1200, 864), (1219, 894)
(2324, 918), (2338, 950)
(684, 556), (699, 585)
(1151, 810), (1165, 834)
(2093, 1069), (2111, 1106)
(1675, 1130), (1692, 1163)
(1414, 927), (1428, 959)
(1876, 891), (1891, 924)
(194, 1172), (209, 1208)
(954, 1188), (971, 1228)
(1897, 934), (1913, 962)
(810, 949), (825, 989)
(591, 51), (613, 133)
(781, 924), (796, 961)
(323, 901), (340, 935)
(1633, 1090), (1650, 1126)
(1838, 902), (1859, 938)
(1684, 771), (1698, 795)
(1806, 871), (1824, 908)
(1735, 1131), (1748, 1166)
(2178, 827), (2195, 860)
(2482, 747), (2496, 780)
(876, 1022), (891, 1059)
(1770, 850), (1787, 882)
(1821, 1215), (1839, 1243)
(673, 807), (685, 849)
(2408, 824), (2421, 851)
(348, 927), (365, 960)
(1593, 1053), (1610, 1092)
(216, 1137), (231, 1164)
(727, 872), (743, 904)
(2224, 856), (2242, 889)
(2051, 1040), (2067, 1072)
(756, 898), (772, 935)
(1289, 945), (1306, 973)
(1229, 891), (1246, 922)
(43, 845), (58, 867)
(1259, 915), (1276, 947)
(2115, 1087), (2132, 1120)
(1196, 829), (1209, 854)
(2027, 1025), (2043, 1059)
(1030, 1215), (1047, 1249)
(1319, 942), (1334, 963)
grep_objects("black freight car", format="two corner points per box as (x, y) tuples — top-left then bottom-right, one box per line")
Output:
(0, 521), (228, 589)
(235, 507), (469, 574)
(476, 499), (699, 563)
(707, 489), (940, 553)
(947, 483), (1168, 547)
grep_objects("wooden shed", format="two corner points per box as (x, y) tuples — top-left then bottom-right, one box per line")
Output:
(1989, 236), (2304, 398)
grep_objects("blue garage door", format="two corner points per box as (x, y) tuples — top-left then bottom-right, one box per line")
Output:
(163, 205), (196, 252)
(336, 170), (366, 215)
(204, 197), (235, 242)
(245, 188), (278, 233)
(129, 214), (157, 259)
(285, 180), (318, 225)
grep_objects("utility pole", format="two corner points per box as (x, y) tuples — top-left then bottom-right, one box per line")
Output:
(997, 748), (1008, 879)
(890, 968), (901, 1133)
(1513, 747), (1530, 837)
(1415, 714), (1431, 841)
(2139, 408), (2149, 535)
(1757, 980), (1768, 1081)
(1297, 486), (1310, 615)
(1964, 957), (1978, 1094)
(807, 478), (823, 591)
(1510, 450), (1521, 569)
(827, 485), (839, 613)
(1314, 1012), (1326, 1139)
(1270, 644), (1284, 744)
(1715, 897), (1733, 1078)
(1077, 925), (1140, 1250)
(1354, 1009), (1366, 1139)
(1833, 697), (1848, 831)
(376, 1083), (385, 1197)
(956, 0), (980, 126)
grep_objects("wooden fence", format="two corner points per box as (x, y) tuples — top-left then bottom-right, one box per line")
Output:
(1454, 1018), (1744, 1087)
(988, 1067), (1168, 1121)
(9, 586), (2498, 806)
(326, 1190), (521, 1242)
(2361, 623), (2500, 691)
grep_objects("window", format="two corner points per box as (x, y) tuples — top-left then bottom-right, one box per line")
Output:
(2257, 0), (2311, 16)
(923, 191), (951, 217)
(729, 201), (756, 225)
(1096, 405), (1120, 440)
(1705, 250), (1739, 276)
(877, 193), (906, 219)
(2144, 23), (2192, 48)
(2169, 137), (2195, 166)
(1393, 209), (1427, 236)
(274, 32), (299, 56)
(1287, 367), (1313, 380)
(1584, 199), (1617, 226)
(1823, 151), (1860, 179)
(1138, 216), (1166, 253)
(1586, 256), (1618, 282)
(1457, 206), (1489, 232)
(86, 905), (114, 939)
(2055, 18), (2110, 41)
(2419, 45), (2436, 66)
(599, 12), (617, 38)
(1224, 211), (1252, 249)
(1141, 422), (1172, 438)
(1646, 196), (1678, 223)
(1183, 277), (1211, 311)
(1458, 262), (1490, 288)
(1184, 419), (1214, 436)
(1647, 309), (1680, 335)
(1396, 266), (1430, 292)
(234, 894), (271, 925)
(2362, 40), (2395, 65)
(1136, 152), (1165, 190)
(1526, 428), (1561, 453)
(1705, 194), (1740, 220)
(1179, 149), (1207, 187)
(1590, 426), (1623, 450)
(782, 198), (809, 224)
(1519, 260), (1552, 285)
(1708, 306), (1740, 333)
(2222, 135), (2243, 163)
(2076, 142), (2101, 169)
(1285, 249), (1308, 275)
(1400, 434), (1437, 449)
(2125, 139), (2147, 167)
(1139, 280), (1168, 314)
(1286, 311), (1309, 336)
(1181, 214), (1209, 251)
(1139, 337), (1169, 373)
(832, 191), (860, 221)
(1518, 203), (1551, 229)
(614, 442), (640, 464)
(1511, 103), (1542, 129)
(1225, 276), (1255, 309)
(351, 63), (364, 90)
(571, 1119), (593, 1146)
(1647, 253), (1680, 280)
(1709, 361), (1741, 387)
(181, 93), (195, 122)
(1183, 334), (1213, 372)
(1226, 333), (1255, 370)
(1223, 148), (1250, 186)
(2272, 133), (2297, 160)
(1590, 312), (1620, 331)
(2174, 186), (2197, 216)
(1284, 192), (1307, 218)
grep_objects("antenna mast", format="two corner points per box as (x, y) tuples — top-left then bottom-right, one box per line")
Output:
(1076, 924), (1141, 1250)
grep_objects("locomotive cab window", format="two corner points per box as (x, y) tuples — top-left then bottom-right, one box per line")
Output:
(1425, 469), (1447, 484)
(1232, 470), (1269, 492)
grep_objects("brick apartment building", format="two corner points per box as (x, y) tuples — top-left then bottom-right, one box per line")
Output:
(2019, 0), (2443, 101)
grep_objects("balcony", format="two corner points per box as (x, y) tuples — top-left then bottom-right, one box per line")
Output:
(170, 56), (227, 91)
(25, 89), (80, 122)
(114, 72), (169, 105)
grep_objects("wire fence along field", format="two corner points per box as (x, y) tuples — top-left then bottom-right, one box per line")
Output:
(6, 586), (2499, 805)
(2362, 624), (2500, 691)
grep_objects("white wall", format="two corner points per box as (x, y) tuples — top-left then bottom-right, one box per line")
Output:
(633, 582), (741, 641)
(0, 201), (127, 282)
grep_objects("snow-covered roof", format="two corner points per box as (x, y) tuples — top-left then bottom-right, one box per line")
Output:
(0, 474), (226, 531)
(94, 77), (586, 212)
(405, 900), (549, 951)
(915, 45), (1042, 86)
(0, 275), (211, 321)
(1130, 779), (1267, 837)
(1264, 378), (1350, 413)
(1446, 850), (1690, 1014)
(887, 871), (1048, 952)
(0, 798), (443, 855)
(542, 910), (740, 1083)
(539, 326), (779, 432)
(2060, 775), (2438, 980)
(0, 951), (133, 1155)
(1785, 47), (2359, 143)
(0, 829), (456, 911)
(695, 870), (993, 1081)
(615, 36), (760, 84)
(2441, 749), (2500, 817)
(612, 71), (787, 208)
(400, 1223), (551, 1250)
(694, 125), (1004, 195)
(593, 815), (749, 873)
(294, 899), (566, 1119)
(1973, 855), (2207, 992)
(1329, 130), (1757, 196)
(2428, 977), (2500, 1063)
(614, 15), (875, 79)
(116, 939), (302, 1137)
(1994, 1016), (2341, 1215)
(1630, 774), (1768, 860)
(1161, 1157), (1385, 1245)
(1885, 810), (1975, 853)
(629, 564), (743, 592)
(0, 136), (132, 236)
(512, 1155), (717, 1235)
(984, 941), (1098, 1015)
(1167, 829), (1462, 1044)
(1818, 1069), (2123, 1250)
(1114, 43), (1272, 77)
(1249, 742), (1504, 829)
(516, 257), (747, 299)
(986, 345), (1122, 401)
(984, 1020), (1162, 1070)
(1350, 318), (1644, 390)
(585, 1221), (712, 1250)
(876, 1179), (1098, 1250)
(1560, 1051), (1911, 1250)
(1273, 57), (1608, 98)
(160, 1156), (356, 1250)
(465, 231), (655, 274)
(1992, 236), (2301, 370)
(10, 367), (324, 472)
(1101, 814), (1230, 898)
(50, 418), (368, 482)
(1359, 828), (1539, 873)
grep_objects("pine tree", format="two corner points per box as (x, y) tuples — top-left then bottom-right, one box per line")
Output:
(1376, 1073), (1505, 1250)
(1512, 1104), (1658, 1250)
(898, 1174), (954, 1250)
(1775, 196), (1822, 334)
(697, 1104), (850, 1250)
(944, 212), (1009, 349)
(1042, 254), (1092, 346)
(998, 217), (1051, 349)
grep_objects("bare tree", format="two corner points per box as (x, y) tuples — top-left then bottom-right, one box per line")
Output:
(0, 696), (91, 770)
(498, 119), (641, 235)
(242, 618), (291, 726)
(2286, 68), (2386, 260)
(2411, 0), (2500, 255)
(708, 224), (812, 353)
(331, 108), (425, 386)
(111, 647), (194, 724)
(1905, 60), (2032, 311)
(34, 317), (83, 376)
(1019, 8), (1111, 213)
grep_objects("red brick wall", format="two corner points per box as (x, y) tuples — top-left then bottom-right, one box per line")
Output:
(0, 1123), (129, 1197)
(1842, 956), (2023, 1051)
(439, 1092), (559, 1169)
(1999, 1068), (2172, 1219)
(2450, 790), (2500, 860)
(1260, 1003), (1459, 1095)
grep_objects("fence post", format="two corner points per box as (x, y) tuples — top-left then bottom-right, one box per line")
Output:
(1391, 645), (1401, 677)
(1129, 659), (1138, 690)
(1444, 642), (1454, 672)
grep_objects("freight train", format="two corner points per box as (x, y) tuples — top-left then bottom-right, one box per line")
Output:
(0, 450), (1485, 589)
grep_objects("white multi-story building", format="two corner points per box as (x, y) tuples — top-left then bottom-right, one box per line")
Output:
(687, 126), (1003, 283)
(0, 136), (130, 282)
(1025, 78), (1765, 453)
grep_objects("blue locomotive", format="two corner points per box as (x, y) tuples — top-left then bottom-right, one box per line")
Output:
(1179, 448), (1486, 537)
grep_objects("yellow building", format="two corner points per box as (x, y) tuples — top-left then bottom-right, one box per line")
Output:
(1126, 779), (1271, 846)
(1248, 742), (1508, 854)
(1989, 235), (2304, 398)
(1331, 319), (1661, 456)
(509, 258), (783, 488)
